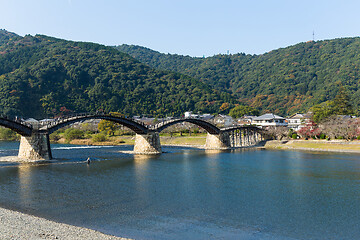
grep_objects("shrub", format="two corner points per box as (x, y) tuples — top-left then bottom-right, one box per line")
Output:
(357, 136), (360, 140)
(319, 133), (326, 139)
(0, 128), (18, 141)
(63, 128), (84, 142)
(288, 129), (294, 138)
(92, 133), (107, 142)
(49, 133), (61, 142)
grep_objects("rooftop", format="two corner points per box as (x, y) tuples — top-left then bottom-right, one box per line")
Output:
(253, 113), (285, 121)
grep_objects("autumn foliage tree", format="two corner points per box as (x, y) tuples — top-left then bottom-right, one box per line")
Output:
(97, 112), (123, 135)
(297, 120), (321, 139)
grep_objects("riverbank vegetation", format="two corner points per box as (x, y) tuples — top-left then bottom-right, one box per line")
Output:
(47, 120), (208, 146)
(0, 128), (19, 141)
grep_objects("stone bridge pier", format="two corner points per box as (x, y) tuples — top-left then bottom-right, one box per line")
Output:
(133, 132), (161, 154)
(205, 132), (231, 150)
(18, 131), (52, 161)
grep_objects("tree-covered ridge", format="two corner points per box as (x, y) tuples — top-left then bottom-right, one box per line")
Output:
(116, 38), (360, 115)
(0, 29), (20, 45)
(0, 31), (236, 118)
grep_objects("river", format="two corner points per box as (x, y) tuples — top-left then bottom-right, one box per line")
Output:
(0, 141), (360, 239)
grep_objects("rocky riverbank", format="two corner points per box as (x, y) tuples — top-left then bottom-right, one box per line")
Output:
(0, 207), (131, 240)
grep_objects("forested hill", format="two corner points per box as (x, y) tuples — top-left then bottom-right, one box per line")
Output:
(116, 38), (360, 115)
(0, 30), (235, 118)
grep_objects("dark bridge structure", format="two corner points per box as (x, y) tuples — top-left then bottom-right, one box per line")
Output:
(0, 114), (265, 161)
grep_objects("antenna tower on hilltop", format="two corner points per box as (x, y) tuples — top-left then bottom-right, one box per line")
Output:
(313, 31), (315, 41)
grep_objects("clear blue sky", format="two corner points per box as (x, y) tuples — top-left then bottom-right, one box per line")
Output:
(2, 0), (360, 56)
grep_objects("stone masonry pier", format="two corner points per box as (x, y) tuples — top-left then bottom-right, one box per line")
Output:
(18, 131), (52, 161)
(133, 132), (162, 154)
(205, 132), (231, 150)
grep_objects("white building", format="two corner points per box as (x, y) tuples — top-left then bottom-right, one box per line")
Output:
(237, 115), (257, 125)
(214, 114), (234, 127)
(184, 111), (214, 120)
(253, 113), (287, 127)
(286, 113), (311, 131)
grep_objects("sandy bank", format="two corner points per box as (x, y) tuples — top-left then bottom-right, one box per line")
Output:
(0, 207), (131, 240)
(265, 140), (360, 153)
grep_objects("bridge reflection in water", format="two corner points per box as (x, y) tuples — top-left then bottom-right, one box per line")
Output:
(0, 114), (264, 161)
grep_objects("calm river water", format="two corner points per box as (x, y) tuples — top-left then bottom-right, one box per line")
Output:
(0, 141), (360, 239)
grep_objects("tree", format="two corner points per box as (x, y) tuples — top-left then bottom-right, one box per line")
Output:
(311, 86), (354, 123)
(333, 86), (353, 115)
(311, 101), (335, 123)
(321, 116), (360, 140)
(229, 105), (259, 119)
(219, 102), (230, 113)
(63, 128), (84, 142)
(266, 126), (288, 140)
(97, 112), (123, 135)
(298, 120), (320, 138)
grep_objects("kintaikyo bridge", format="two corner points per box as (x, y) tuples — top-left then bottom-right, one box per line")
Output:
(0, 113), (265, 161)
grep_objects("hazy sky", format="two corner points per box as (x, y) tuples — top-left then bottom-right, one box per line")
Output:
(2, 0), (360, 56)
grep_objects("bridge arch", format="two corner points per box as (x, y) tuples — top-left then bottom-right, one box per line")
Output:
(0, 117), (32, 136)
(153, 118), (220, 134)
(44, 114), (149, 135)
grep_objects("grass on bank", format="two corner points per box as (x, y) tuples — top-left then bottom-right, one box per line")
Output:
(266, 140), (360, 151)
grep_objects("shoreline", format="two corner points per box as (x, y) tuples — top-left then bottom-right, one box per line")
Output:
(0, 207), (131, 240)
(264, 140), (360, 154)
(3, 139), (360, 163)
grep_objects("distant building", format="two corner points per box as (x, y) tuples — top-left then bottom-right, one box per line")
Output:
(253, 113), (287, 127)
(200, 114), (214, 121)
(286, 113), (312, 131)
(237, 115), (257, 125)
(184, 111), (193, 118)
(184, 111), (214, 120)
(214, 114), (234, 127)
(133, 116), (155, 125)
(24, 118), (40, 129)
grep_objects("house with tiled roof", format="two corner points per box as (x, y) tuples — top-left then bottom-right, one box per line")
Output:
(253, 113), (287, 127)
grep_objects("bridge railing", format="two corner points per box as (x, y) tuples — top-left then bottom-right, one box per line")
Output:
(34, 112), (149, 130)
(1, 113), (254, 132)
(0, 115), (33, 128)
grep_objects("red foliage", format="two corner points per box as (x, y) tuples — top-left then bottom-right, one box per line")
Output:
(298, 120), (320, 138)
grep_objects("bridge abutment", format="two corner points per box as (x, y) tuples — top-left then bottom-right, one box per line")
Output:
(133, 132), (161, 154)
(205, 132), (231, 150)
(18, 131), (52, 161)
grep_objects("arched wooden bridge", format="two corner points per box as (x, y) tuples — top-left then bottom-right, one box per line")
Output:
(0, 114), (265, 161)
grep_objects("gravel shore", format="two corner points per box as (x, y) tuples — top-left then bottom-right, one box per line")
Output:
(0, 207), (131, 240)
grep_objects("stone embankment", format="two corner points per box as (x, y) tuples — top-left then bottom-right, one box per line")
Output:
(0, 207), (131, 240)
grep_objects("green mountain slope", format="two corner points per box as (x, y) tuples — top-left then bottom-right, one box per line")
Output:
(0, 30), (235, 118)
(116, 38), (360, 115)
